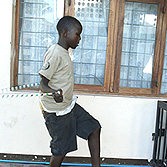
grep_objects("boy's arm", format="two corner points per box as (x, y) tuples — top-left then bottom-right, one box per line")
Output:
(39, 75), (63, 103)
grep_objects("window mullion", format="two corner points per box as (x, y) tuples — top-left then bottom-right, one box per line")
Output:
(151, 0), (165, 95)
(157, 0), (167, 95)
(113, 0), (125, 93)
(64, 0), (74, 16)
(104, 0), (117, 92)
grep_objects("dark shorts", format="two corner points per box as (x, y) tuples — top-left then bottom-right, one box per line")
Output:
(42, 103), (101, 156)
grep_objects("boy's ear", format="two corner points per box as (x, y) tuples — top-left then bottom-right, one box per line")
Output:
(63, 30), (68, 38)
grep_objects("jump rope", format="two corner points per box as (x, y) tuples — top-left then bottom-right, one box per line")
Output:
(0, 82), (61, 99)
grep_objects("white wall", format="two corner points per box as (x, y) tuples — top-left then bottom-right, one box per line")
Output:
(0, 93), (161, 160)
(0, 1), (12, 90)
(0, 0), (165, 161)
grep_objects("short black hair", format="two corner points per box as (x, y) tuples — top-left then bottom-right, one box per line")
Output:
(57, 16), (82, 35)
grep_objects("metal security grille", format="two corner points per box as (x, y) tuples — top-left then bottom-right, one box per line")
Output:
(73, 0), (110, 85)
(120, 2), (158, 89)
(152, 101), (167, 167)
(18, 0), (62, 85)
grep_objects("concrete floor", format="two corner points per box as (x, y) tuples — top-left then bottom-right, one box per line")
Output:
(0, 162), (79, 167)
(0, 162), (153, 167)
(0, 162), (87, 167)
(0, 154), (151, 167)
(0, 162), (49, 167)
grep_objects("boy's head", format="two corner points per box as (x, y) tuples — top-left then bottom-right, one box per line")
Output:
(57, 16), (82, 49)
(57, 16), (82, 35)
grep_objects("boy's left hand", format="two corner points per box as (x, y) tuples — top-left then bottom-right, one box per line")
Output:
(52, 89), (63, 103)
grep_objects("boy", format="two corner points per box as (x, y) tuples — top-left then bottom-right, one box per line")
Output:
(38, 16), (101, 167)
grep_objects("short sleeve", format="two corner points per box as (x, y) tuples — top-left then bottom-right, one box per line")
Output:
(38, 48), (60, 80)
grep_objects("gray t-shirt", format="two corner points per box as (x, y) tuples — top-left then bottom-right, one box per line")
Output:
(38, 44), (74, 111)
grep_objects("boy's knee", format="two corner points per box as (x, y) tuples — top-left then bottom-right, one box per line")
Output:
(89, 128), (101, 138)
(94, 128), (101, 134)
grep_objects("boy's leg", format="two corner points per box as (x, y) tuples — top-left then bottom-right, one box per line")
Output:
(73, 103), (101, 167)
(88, 128), (101, 167)
(50, 155), (65, 167)
(42, 112), (77, 167)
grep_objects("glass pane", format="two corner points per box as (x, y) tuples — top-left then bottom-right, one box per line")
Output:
(18, 0), (64, 86)
(73, 0), (110, 85)
(160, 30), (167, 94)
(119, 2), (158, 88)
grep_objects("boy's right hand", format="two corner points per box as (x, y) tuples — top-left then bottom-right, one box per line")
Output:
(53, 89), (63, 103)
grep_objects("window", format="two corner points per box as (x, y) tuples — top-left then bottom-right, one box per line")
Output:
(12, 0), (167, 97)
(111, 0), (167, 96)
(12, 0), (64, 86)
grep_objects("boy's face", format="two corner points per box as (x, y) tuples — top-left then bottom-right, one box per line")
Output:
(66, 24), (82, 49)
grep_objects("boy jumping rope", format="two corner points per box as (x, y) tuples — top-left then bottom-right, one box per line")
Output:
(39, 16), (101, 167)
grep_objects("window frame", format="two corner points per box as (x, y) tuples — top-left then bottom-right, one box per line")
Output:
(112, 0), (165, 96)
(11, 0), (167, 97)
(11, 0), (20, 88)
